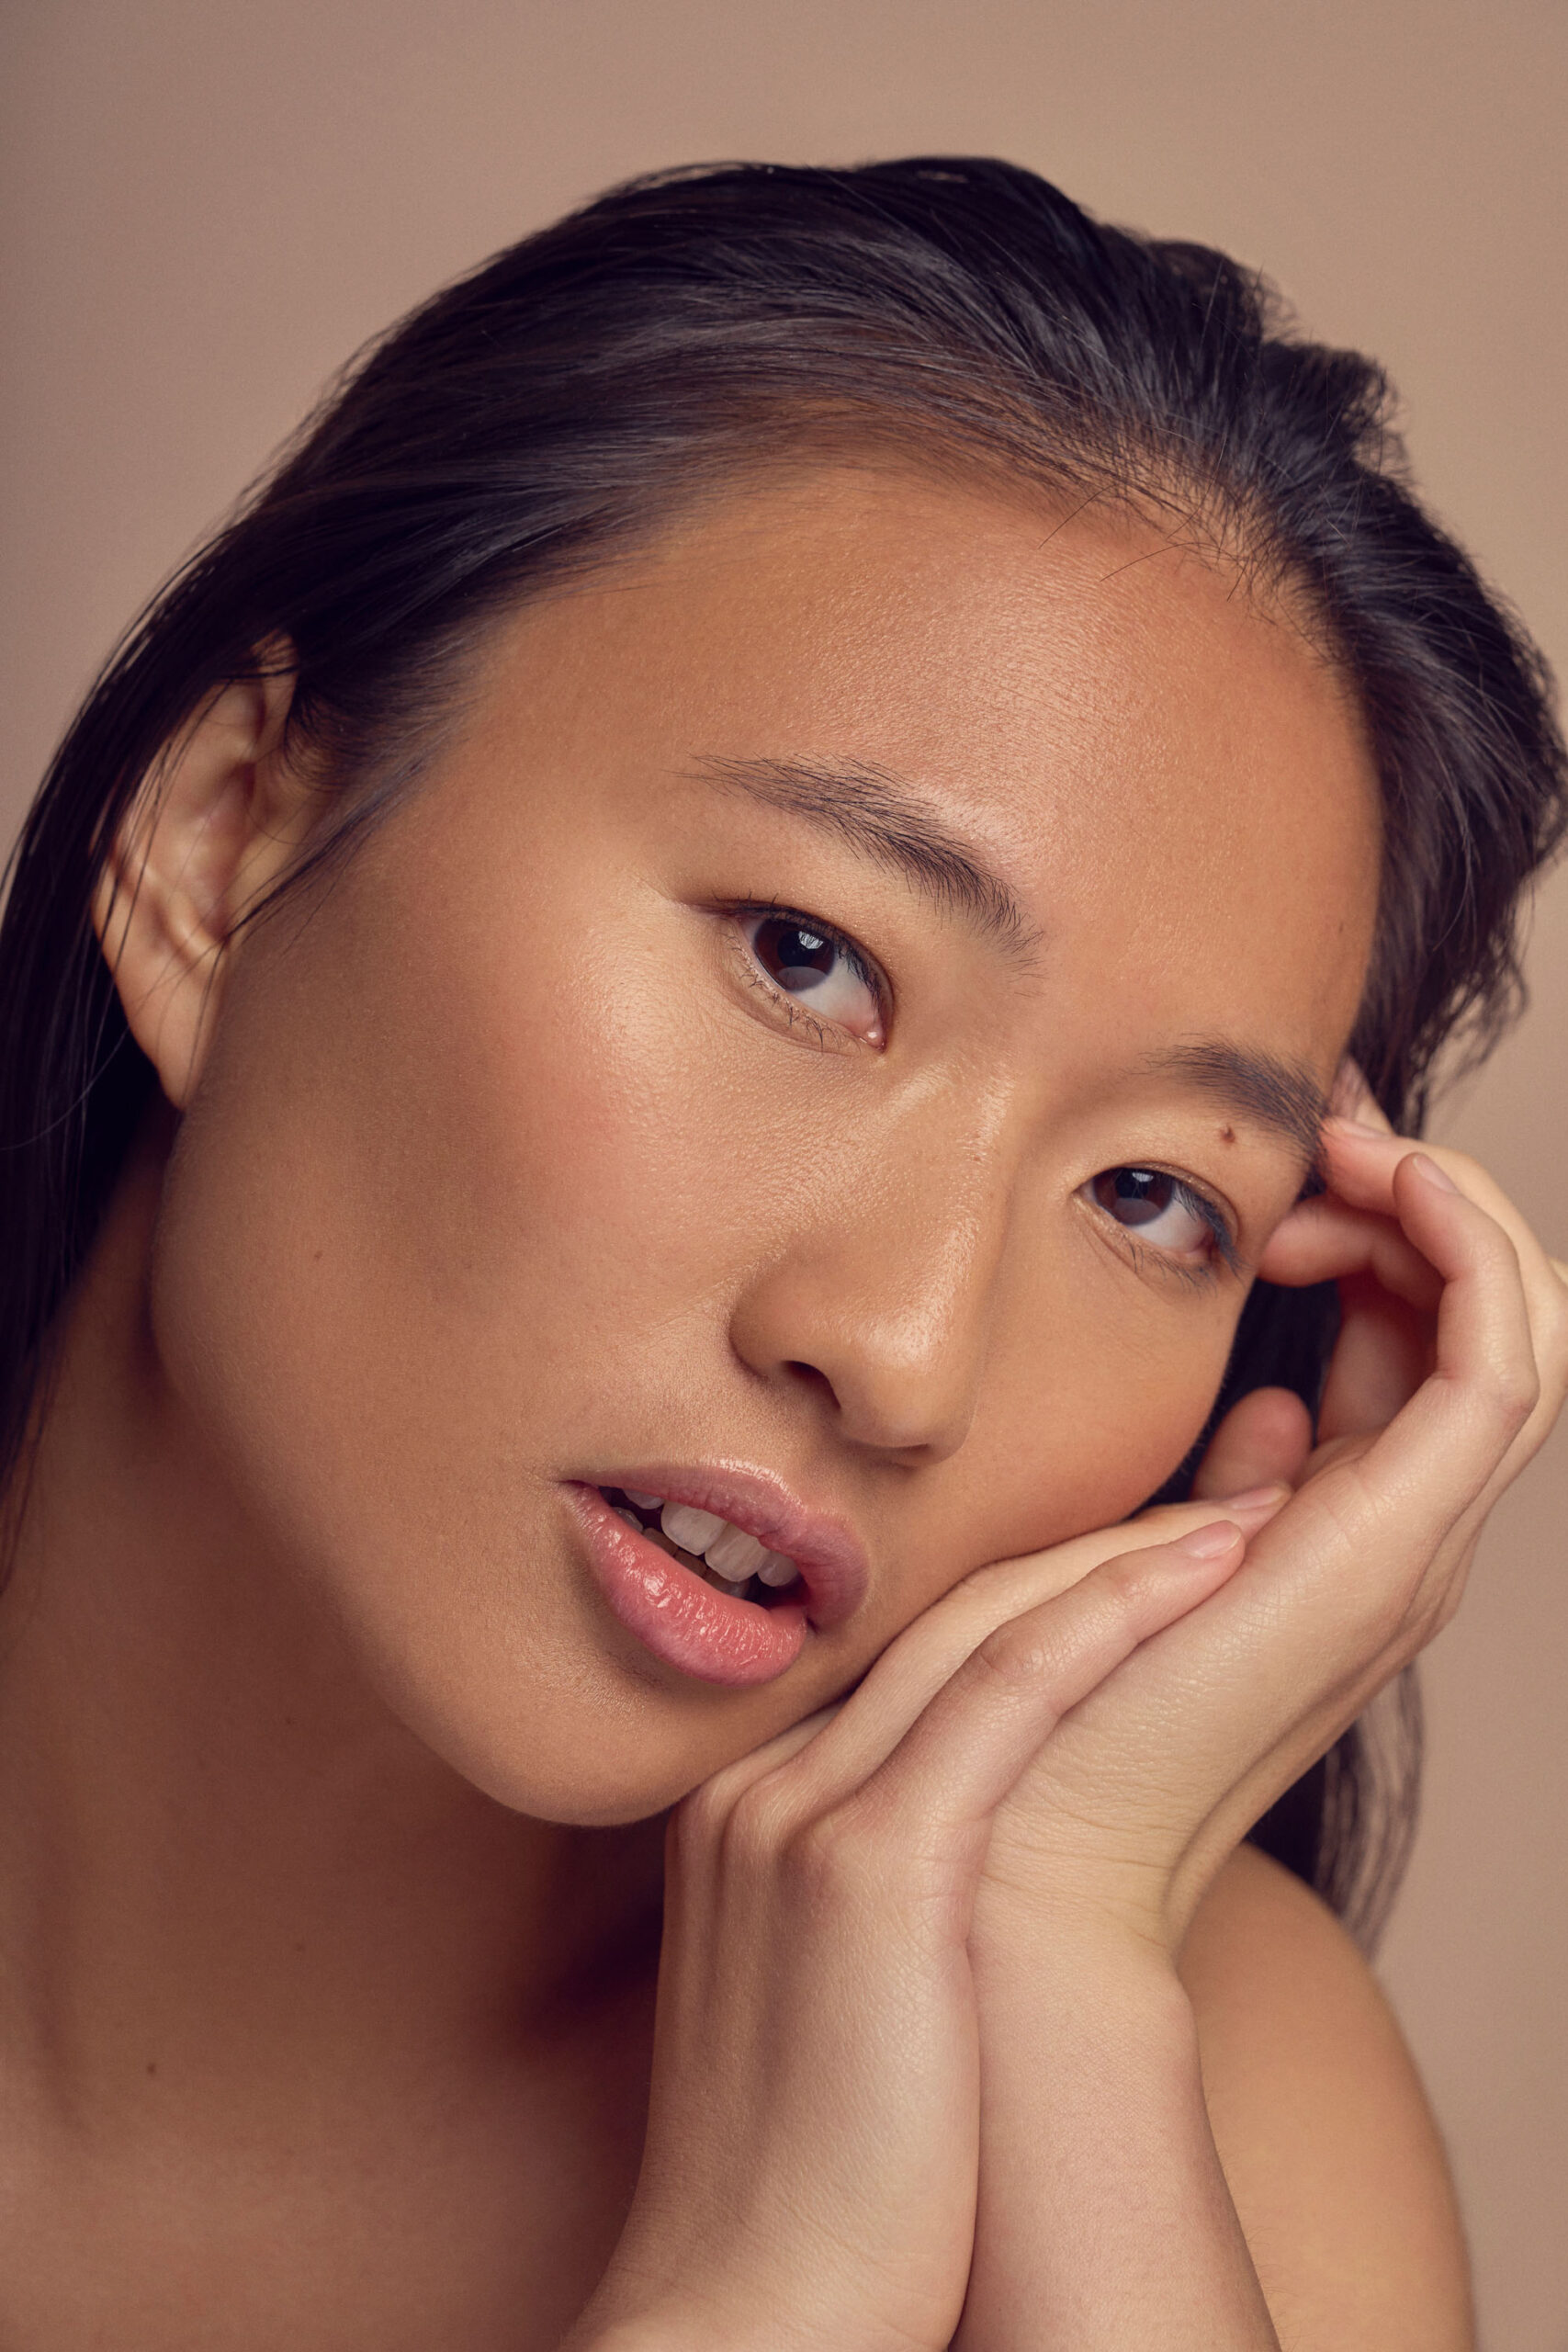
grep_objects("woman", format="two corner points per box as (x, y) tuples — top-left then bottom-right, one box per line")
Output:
(1, 155), (1564, 2348)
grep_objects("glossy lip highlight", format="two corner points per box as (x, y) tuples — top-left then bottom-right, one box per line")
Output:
(591, 1462), (870, 1628)
(561, 1464), (869, 1690)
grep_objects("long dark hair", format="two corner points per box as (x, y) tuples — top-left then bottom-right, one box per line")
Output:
(5, 158), (1564, 1940)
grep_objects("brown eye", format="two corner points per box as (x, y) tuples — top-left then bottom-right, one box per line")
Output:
(740, 912), (884, 1042)
(752, 917), (838, 990)
(1088, 1167), (1219, 1259)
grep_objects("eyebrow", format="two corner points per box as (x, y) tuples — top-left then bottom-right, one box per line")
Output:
(1148, 1042), (1330, 1174)
(692, 754), (1330, 1168)
(693, 753), (1041, 959)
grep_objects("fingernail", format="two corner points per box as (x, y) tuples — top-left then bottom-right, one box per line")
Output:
(1174, 1520), (1242, 1559)
(1216, 1484), (1291, 1514)
(1410, 1151), (1460, 1193)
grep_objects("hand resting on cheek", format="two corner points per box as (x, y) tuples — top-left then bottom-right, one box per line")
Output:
(568, 1091), (1568, 2351)
(6, 153), (1565, 2352)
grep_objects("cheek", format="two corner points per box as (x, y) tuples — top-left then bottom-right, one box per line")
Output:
(1045, 1345), (1225, 1525)
(833, 1289), (1237, 1676)
(142, 834), (785, 1634)
(944, 1278), (1239, 1570)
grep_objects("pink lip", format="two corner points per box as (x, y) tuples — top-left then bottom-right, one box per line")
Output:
(562, 1464), (869, 1690)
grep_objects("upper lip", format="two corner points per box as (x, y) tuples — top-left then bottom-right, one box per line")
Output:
(582, 1461), (869, 1630)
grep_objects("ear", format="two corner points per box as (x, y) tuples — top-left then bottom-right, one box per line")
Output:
(92, 660), (311, 1109)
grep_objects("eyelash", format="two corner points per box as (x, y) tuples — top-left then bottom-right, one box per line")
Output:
(726, 900), (888, 1047)
(1099, 1176), (1241, 1288)
(721, 906), (1241, 1283)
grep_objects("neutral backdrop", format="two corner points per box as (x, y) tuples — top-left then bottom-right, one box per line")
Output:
(4, 3), (1564, 2342)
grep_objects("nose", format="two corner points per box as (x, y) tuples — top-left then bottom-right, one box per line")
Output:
(726, 1101), (1013, 1463)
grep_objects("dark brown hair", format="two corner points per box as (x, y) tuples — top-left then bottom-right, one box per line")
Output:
(4, 157), (1563, 1938)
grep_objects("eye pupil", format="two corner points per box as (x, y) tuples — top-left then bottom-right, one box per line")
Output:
(1095, 1167), (1175, 1226)
(756, 917), (837, 991)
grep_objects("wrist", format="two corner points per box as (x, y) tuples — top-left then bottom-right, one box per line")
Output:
(957, 1912), (1277, 2351)
(978, 1932), (1199, 2112)
(973, 1880), (1187, 2010)
(975, 1830), (1186, 1955)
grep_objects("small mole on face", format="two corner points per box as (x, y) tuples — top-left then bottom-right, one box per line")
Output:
(1219, 1124), (1236, 1145)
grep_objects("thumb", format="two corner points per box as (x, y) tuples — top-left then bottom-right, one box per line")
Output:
(1190, 1385), (1313, 1500)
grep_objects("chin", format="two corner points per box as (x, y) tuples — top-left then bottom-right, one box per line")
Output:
(363, 1631), (784, 1829)
(434, 1727), (739, 1830)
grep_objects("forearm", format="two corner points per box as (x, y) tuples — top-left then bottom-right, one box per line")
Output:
(954, 1925), (1280, 2352)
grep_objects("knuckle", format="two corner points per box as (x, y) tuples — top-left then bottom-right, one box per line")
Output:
(1431, 1577), (1468, 1638)
(1395, 1572), (1456, 1657)
(671, 1777), (732, 1859)
(1401, 1575), (1447, 1649)
(1099, 1547), (1160, 1606)
(1335, 1537), (1430, 1652)
(782, 1807), (872, 1906)
(1539, 1295), (1568, 1391)
(723, 1775), (802, 1878)
(973, 1613), (1064, 1691)
(1486, 1357), (1540, 1433)
(667, 1778), (733, 1871)
(1351, 1577), (1416, 1657)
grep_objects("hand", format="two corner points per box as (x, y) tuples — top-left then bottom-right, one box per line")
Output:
(939, 1093), (1566, 2351)
(561, 1500), (1264, 2352)
(975, 1090), (1568, 1956)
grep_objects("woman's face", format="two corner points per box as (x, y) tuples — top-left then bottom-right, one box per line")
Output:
(149, 468), (1381, 1820)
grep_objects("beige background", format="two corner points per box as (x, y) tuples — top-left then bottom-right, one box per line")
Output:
(3, 2), (1564, 2341)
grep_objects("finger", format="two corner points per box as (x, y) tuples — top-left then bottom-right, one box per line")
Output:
(843, 1524), (1247, 1849)
(1190, 1387), (1313, 1500)
(691, 1701), (847, 1815)
(1161, 1152), (1541, 1778)
(1316, 1270), (1432, 1442)
(1269, 1152), (1538, 1587)
(1325, 1122), (1568, 1437)
(774, 1490), (1288, 1821)
(1325, 1121), (1553, 1299)
(1068, 1153), (1541, 1809)
(681, 1498), (1297, 1842)
(1258, 1189), (1443, 1312)
(1265, 1133), (1548, 1443)
(998, 1167), (1548, 1914)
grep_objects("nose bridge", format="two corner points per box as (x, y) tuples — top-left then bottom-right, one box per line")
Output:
(728, 1080), (1020, 1461)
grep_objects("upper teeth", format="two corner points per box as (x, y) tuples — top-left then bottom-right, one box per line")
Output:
(658, 1500), (796, 1588)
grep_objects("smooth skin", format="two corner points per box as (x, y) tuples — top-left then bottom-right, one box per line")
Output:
(0, 465), (1563, 2347)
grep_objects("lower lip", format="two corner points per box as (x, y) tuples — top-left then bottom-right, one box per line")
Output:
(565, 1484), (809, 1688)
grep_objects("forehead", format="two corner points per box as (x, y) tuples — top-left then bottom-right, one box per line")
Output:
(488, 465), (1383, 1069)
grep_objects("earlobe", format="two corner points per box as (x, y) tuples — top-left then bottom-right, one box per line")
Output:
(92, 658), (305, 1110)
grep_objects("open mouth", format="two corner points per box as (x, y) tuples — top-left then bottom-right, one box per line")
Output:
(596, 1486), (805, 1608)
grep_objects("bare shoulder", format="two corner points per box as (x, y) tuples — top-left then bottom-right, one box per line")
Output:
(1179, 1843), (1472, 2351)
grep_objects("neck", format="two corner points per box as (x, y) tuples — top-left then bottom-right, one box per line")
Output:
(0, 1126), (664, 2128)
